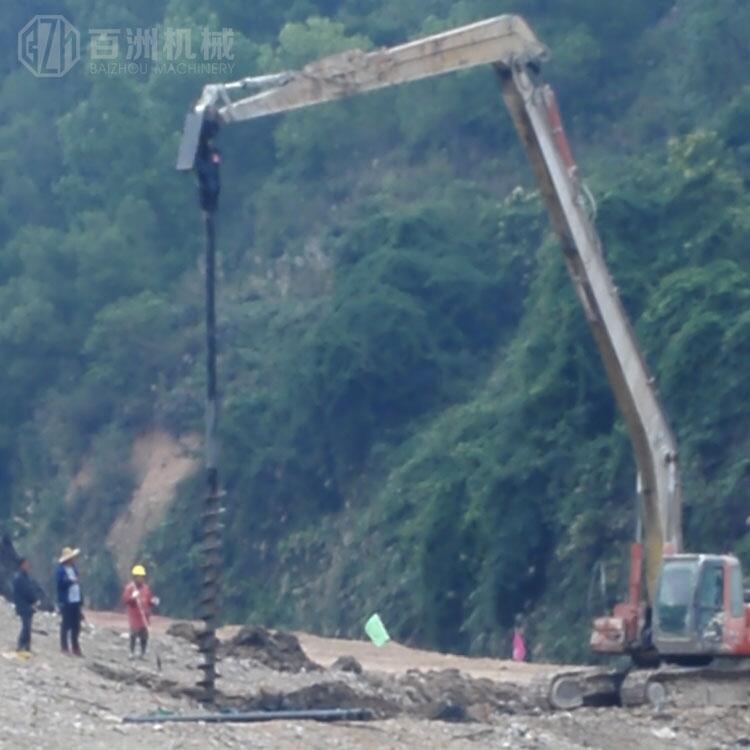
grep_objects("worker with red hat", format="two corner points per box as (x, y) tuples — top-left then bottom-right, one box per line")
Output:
(122, 564), (160, 660)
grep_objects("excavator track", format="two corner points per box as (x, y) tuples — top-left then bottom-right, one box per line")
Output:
(620, 662), (750, 709)
(531, 662), (750, 711)
(530, 668), (624, 710)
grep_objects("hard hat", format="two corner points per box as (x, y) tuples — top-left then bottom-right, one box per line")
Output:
(131, 564), (147, 577)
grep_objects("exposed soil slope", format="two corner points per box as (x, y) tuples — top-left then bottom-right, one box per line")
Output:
(106, 431), (200, 580)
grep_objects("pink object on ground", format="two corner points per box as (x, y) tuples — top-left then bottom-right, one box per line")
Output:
(512, 631), (527, 662)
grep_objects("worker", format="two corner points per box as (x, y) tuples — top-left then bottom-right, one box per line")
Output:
(56, 546), (83, 656)
(12, 558), (39, 654)
(122, 564), (160, 660)
(512, 615), (527, 662)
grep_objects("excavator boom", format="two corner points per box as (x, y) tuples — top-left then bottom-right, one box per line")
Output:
(205, 16), (546, 123)
(178, 13), (681, 603)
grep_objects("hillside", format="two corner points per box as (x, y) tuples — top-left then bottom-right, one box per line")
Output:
(0, 0), (749, 663)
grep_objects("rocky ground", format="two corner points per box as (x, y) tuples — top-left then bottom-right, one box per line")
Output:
(1, 601), (750, 749)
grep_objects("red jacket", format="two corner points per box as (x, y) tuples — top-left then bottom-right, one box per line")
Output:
(122, 582), (154, 630)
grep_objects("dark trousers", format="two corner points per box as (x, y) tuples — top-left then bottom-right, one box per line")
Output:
(17, 612), (32, 651)
(60, 602), (81, 654)
(130, 627), (149, 655)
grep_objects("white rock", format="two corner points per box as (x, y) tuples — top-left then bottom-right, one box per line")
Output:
(652, 726), (677, 740)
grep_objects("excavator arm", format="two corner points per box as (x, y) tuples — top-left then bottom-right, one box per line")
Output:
(177, 14), (681, 602)
(497, 66), (683, 598)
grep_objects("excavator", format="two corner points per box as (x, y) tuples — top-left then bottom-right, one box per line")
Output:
(178, 15), (750, 709)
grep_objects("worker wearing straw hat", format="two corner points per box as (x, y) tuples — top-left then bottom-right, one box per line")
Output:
(56, 546), (83, 656)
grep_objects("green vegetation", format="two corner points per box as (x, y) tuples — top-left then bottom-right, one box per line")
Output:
(1, 0), (748, 661)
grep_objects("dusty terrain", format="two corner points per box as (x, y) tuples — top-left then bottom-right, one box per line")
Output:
(1, 603), (750, 749)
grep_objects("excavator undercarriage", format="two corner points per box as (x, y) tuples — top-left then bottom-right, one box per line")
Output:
(532, 660), (750, 711)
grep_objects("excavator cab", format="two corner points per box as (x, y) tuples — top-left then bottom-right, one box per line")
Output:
(653, 554), (750, 660)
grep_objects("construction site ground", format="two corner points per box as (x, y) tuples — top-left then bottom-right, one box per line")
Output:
(1, 602), (749, 749)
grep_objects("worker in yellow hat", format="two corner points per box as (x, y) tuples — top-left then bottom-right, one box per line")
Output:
(121, 563), (160, 660)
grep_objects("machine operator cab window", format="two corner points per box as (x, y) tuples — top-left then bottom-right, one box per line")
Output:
(695, 560), (724, 641)
(656, 557), (727, 641)
(656, 558), (700, 636)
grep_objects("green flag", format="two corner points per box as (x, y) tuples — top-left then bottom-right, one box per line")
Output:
(364, 613), (390, 647)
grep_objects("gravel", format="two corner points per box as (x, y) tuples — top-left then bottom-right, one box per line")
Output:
(1, 601), (749, 749)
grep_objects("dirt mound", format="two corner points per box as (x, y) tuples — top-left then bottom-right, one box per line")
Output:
(220, 625), (322, 673)
(331, 655), (363, 674)
(394, 668), (528, 721)
(166, 620), (200, 644)
(237, 680), (398, 717)
(159, 619), (533, 720)
(162, 620), (323, 674)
